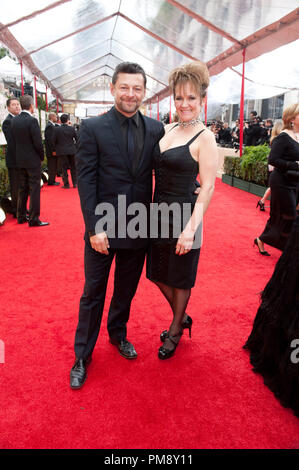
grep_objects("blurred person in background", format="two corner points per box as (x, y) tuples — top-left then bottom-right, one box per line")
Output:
(254, 104), (299, 255)
(2, 97), (21, 217)
(256, 120), (283, 211)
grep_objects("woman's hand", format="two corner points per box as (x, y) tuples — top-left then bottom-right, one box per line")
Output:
(175, 229), (195, 255)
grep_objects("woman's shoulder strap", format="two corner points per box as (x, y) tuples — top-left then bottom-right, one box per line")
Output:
(186, 129), (206, 146)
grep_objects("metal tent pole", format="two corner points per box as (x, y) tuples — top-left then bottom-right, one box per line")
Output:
(239, 48), (246, 157)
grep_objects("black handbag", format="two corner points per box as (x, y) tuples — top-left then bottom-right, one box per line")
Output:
(285, 170), (299, 182)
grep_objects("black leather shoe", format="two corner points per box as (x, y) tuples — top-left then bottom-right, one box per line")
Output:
(28, 220), (50, 227)
(110, 338), (137, 359)
(73, 184), (77, 188)
(70, 357), (91, 390)
(17, 216), (29, 224)
(48, 182), (60, 186)
(62, 185), (70, 189)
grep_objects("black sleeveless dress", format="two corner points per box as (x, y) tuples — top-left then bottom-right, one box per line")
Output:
(244, 215), (299, 417)
(146, 129), (204, 289)
(259, 133), (299, 251)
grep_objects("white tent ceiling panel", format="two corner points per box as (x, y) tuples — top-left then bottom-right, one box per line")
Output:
(8, 0), (118, 52)
(208, 68), (290, 106)
(38, 39), (111, 81)
(0, 0), (298, 105)
(53, 57), (109, 90)
(179, 0), (298, 41)
(119, 0), (233, 62)
(233, 39), (299, 90)
(0, 0), (56, 25)
(113, 15), (190, 74)
(57, 64), (110, 95)
(18, 17), (116, 73)
(110, 40), (170, 86)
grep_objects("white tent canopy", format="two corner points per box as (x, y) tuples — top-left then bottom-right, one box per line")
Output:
(0, 55), (32, 80)
(0, 55), (56, 99)
(0, 0), (298, 106)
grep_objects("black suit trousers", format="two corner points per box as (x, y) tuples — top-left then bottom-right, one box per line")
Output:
(74, 241), (146, 359)
(18, 166), (41, 222)
(7, 167), (20, 215)
(59, 154), (77, 187)
(47, 155), (58, 184)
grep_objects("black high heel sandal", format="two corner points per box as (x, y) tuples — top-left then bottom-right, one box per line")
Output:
(158, 330), (183, 360)
(254, 238), (270, 256)
(256, 200), (265, 211)
(160, 314), (192, 342)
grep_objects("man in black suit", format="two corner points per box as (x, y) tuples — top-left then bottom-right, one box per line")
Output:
(70, 62), (164, 389)
(45, 112), (60, 186)
(54, 114), (77, 188)
(2, 97), (21, 217)
(244, 111), (262, 146)
(10, 94), (49, 227)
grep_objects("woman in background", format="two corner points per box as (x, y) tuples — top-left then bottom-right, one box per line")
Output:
(244, 214), (299, 417)
(254, 104), (299, 255)
(256, 120), (283, 211)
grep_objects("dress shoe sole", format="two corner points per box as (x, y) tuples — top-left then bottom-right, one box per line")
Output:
(118, 350), (137, 360)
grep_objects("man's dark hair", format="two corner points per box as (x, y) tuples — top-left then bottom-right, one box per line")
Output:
(250, 110), (257, 117)
(20, 94), (33, 110)
(6, 97), (19, 107)
(112, 62), (147, 87)
(60, 113), (69, 124)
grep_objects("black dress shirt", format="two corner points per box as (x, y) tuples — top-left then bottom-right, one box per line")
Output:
(113, 107), (145, 173)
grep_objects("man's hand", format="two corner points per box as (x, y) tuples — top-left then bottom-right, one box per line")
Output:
(194, 186), (201, 195)
(52, 151), (56, 156)
(90, 232), (110, 255)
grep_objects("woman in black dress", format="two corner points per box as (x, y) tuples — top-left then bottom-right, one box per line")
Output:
(146, 62), (218, 359)
(254, 104), (299, 255)
(256, 119), (283, 211)
(244, 214), (299, 417)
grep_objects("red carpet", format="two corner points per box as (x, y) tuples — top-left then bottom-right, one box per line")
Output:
(1, 177), (299, 449)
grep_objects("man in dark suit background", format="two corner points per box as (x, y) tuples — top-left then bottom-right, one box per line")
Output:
(70, 62), (164, 389)
(244, 111), (262, 146)
(45, 112), (60, 186)
(54, 114), (77, 188)
(10, 94), (49, 227)
(2, 97), (21, 217)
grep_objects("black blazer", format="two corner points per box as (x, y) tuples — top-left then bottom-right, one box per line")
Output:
(10, 111), (44, 168)
(2, 114), (16, 168)
(44, 121), (56, 158)
(54, 124), (77, 156)
(76, 107), (165, 249)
